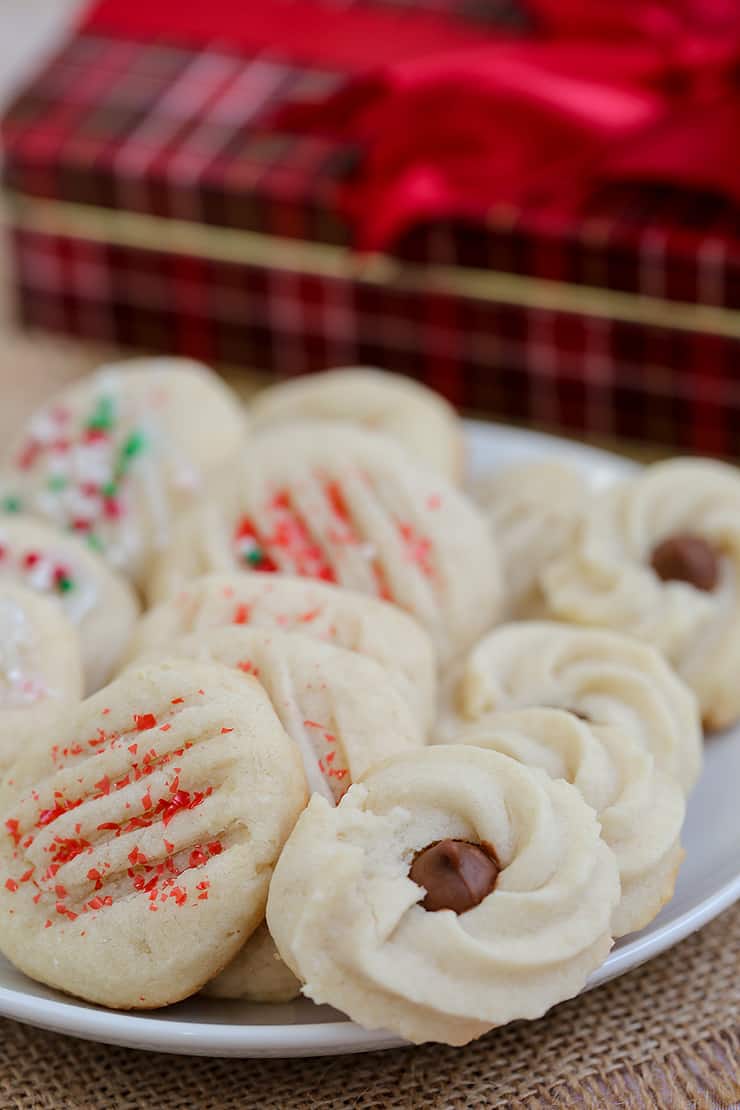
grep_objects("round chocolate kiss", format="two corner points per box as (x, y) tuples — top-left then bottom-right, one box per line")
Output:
(408, 839), (499, 914)
(649, 533), (719, 592)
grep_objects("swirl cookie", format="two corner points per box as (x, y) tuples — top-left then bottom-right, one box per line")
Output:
(0, 358), (246, 587)
(541, 459), (740, 730)
(0, 660), (307, 1009)
(127, 572), (436, 732)
(453, 709), (684, 937)
(134, 624), (424, 1003)
(0, 585), (83, 773)
(250, 367), (463, 481)
(438, 622), (701, 794)
(267, 745), (619, 1045)
(0, 515), (139, 692)
(148, 423), (500, 662)
(473, 460), (588, 617)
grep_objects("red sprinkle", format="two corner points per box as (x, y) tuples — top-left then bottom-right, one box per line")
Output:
(233, 603), (250, 625)
(134, 713), (157, 731)
(220, 727), (234, 734)
(5, 879), (18, 893)
(171, 698), (184, 705)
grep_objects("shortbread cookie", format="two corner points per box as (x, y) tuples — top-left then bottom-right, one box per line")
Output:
(473, 460), (588, 617)
(136, 624), (425, 1004)
(0, 358), (246, 587)
(438, 622), (702, 794)
(0, 515), (139, 692)
(127, 573), (436, 732)
(267, 745), (619, 1046)
(0, 585), (83, 773)
(453, 708), (684, 937)
(542, 458), (740, 729)
(204, 921), (301, 1003)
(0, 660), (307, 1009)
(250, 368), (464, 481)
(135, 626), (423, 800)
(148, 423), (500, 661)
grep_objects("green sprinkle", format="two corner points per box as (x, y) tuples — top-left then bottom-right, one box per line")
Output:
(1, 495), (22, 513)
(122, 430), (147, 459)
(101, 480), (117, 499)
(47, 475), (68, 492)
(245, 549), (264, 566)
(56, 576), (74, 594)
(86, 533), (104, 553)
(87, 395), (116, 432)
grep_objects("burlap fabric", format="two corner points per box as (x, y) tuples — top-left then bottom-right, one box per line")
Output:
(0, 901), (735, 1109)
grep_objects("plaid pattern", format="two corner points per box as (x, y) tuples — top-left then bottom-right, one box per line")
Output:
(3, 3), (740, 454)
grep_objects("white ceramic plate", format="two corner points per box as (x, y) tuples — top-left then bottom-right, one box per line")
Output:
(0, 421), (738, 1058)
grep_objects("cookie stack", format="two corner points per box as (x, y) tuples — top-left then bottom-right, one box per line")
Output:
(0, 361), (721, 1047)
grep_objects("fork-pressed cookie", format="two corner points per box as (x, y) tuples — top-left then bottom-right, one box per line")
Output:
(127, 572), (436, 732)
(0, 660), (307, 1009)
(148, 422), (500, 662)
(133, 624), (425, 1003)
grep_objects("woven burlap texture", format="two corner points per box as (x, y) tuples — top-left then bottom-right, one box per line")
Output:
(0, 902), (736, 1110)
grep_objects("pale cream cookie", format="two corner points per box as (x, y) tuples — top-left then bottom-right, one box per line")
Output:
(0, 358), (246, 587)
(473, 459), (589, 617)
(250, 367), (464, 481)
(147, 422), (500, 662)
(0, 515), (138, 692)
(0, 660), (307, 1009)
(0, 584), (83, 774)
(134, 623), (425, 1004)
(126, 572), (436, 732)
(267, 745), (619, 1046)
(542, 458), (740, 729)
(438, 622), (702, 794)
(452, 708), (685, 937)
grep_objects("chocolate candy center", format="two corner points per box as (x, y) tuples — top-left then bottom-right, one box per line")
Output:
(649, 533), (719, 592)
(409, 838), (499, 914)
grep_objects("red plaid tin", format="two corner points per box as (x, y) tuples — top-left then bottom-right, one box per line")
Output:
(3, 0), (740, 454)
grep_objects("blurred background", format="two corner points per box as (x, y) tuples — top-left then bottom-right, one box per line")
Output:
(1, 0), (738, 458)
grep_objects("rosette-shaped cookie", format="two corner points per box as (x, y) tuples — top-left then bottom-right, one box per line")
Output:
(148, 423), (499, 661)
(0, 359), (245, 586)
(452, 708), (684, 937)
(542, 458), (740, 729)
(250, 367), (463, 481)
(0, 515), (138, 691)
(438, 622), (701, 794)
(473, 460), (589, 617)
(127, 572), (436, 732)
(0, 585), (83, 773)
(267, 745), (619, 1045)
(0, 661), (307, 1009)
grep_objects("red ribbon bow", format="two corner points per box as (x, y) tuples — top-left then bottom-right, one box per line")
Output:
(277, 0), (740, 249)
(84, 0), (740, 251)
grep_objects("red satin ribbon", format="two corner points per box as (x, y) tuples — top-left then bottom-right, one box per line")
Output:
(83, 0), (740, 250)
